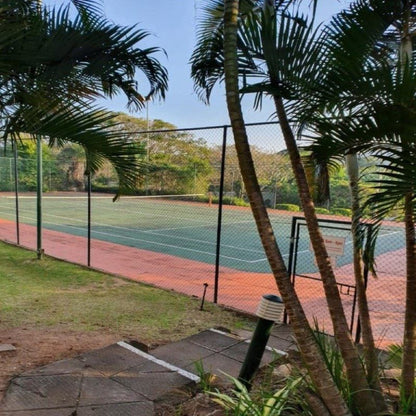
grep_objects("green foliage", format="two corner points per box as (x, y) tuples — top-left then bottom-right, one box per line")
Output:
(386, 344), (404, 369)
(223, 196), (249, 206)
(275, 204), (300, 212)
(385, 344), (416, 414)
(0, 0), (168, 197)
(314, 207), (330, 215)
(193, 360), (216, 392)
(330, 208), (352, 217)
(209, 374), (304, 415)
(276, 181), (300, 206)
(310, 325), (355, 413)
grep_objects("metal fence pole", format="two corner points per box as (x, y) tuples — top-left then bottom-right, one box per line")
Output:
(36, 136), (43, 259)
(12, 140), (20, 245)
(87, 173), (91, 267)
(214, 126), (227, 303)
(284, 216), (300, 324)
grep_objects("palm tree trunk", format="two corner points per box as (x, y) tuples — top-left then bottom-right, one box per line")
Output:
(273, 95), (381, 415)
(400, 5), (416, 407)
(402, 193), (416, 406)
(346, 153), (385, 409)
(223, 2), (350, 415)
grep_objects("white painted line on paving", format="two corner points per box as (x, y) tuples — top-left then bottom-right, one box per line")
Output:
(209, 328), (233, 336)
(117, 341), (201, 383)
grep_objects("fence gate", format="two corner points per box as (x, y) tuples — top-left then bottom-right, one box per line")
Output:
(286, 216), (370, 342)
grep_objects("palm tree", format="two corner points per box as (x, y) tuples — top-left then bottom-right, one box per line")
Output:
(1, 0), (168, 195)
(221, 1), (350, 414)
(300, 1), (416, 409)
(193, 1), (384, 413)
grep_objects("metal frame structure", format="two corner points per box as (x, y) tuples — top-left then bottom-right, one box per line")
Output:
(286, 216), (371, 342)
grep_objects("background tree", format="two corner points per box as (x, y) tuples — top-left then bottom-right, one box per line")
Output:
(0, 0), (168, 196)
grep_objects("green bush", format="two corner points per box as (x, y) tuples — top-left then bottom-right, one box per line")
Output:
(275, 203), (300, 212)
(191, 195), (249, 207)
(315, 207), (330, 214)
(331, 208), (352, 217)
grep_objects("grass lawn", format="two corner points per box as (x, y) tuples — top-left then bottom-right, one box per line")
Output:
(0, 241), (252, 397)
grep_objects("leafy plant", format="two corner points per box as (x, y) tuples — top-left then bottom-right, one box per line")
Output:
(309, 322), (354, 412)
(385, 344), (416, 414)
(314, 207), (330, 215)
(274, 204), (300, 212)
(331, 208), (352, 217)
(209, 374), (304, 415)
(194, 359), (216, 392)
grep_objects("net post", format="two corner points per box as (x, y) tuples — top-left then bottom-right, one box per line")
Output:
(214, 126), (227, 304)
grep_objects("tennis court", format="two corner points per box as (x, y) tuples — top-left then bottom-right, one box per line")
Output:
(0, 192), (407, 347)
(0, 193), (406, 275)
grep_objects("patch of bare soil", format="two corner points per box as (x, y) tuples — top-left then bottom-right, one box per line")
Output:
(0, 327), (121, 400)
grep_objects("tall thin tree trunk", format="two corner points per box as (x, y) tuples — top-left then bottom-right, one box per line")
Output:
(400, 6), (416, 406)
(403, 193), (416, 405)
(223, 1), (350, 415)
(346, 153), (385, 410)
(273, 94), (381, 415)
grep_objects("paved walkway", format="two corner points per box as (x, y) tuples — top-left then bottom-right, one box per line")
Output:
(0, 326), (295, 415)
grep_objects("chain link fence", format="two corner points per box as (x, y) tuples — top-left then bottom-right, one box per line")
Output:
(0, 122), (406, 348)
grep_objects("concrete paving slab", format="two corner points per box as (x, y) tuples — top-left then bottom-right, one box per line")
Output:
(24, 357), (91, 376)
(78, 376), (145, 406)
(220, 341), (275, 366)
(112, 369), (194, 401)
(267, 336), (296, 353)
(77, 401), (154, 416)
(112, 359), (172, 376)
(77, 344), (148, 376)
(183, 352), (243, 380)
(0, 408), (76, 415)
(151, 340), (215, 369)
(186, 329), (241, 352)
(2, 374), (81, 411)
(271, 324), (294, 341)
(1, 328), (296, 416)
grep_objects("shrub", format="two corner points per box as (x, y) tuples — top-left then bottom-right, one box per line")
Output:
(331, 208), (352, 217)
(275, 204), (300, 212)
(314, 207), (330, 215)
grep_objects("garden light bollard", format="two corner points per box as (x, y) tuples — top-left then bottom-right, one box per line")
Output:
(238, 294), (284, 390)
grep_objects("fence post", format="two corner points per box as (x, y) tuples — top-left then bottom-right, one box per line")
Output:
(12, 140), (20, 245)
(214, 126), (227, 303)
(87, 172), (91, 267)
(36, 136), (43, 259)
(284, 216), (299, 324)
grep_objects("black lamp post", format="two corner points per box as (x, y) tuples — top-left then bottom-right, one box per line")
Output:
(238, 294), (284, 390)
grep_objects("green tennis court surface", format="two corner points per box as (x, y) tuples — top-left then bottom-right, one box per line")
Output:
(0, 194), (405, 274)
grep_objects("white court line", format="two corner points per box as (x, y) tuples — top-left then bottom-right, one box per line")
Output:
(5, 198), (258, 230)
(0, 210), (266, 264)
(0, 204), (266, 255)
(4, 196), (217, 226)
(0, 203), (403, 266)
(117, 341), (200, 382)
(149, 219), (255, 232)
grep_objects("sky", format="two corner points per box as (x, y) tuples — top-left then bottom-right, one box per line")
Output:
(52, 0), (351, 129)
